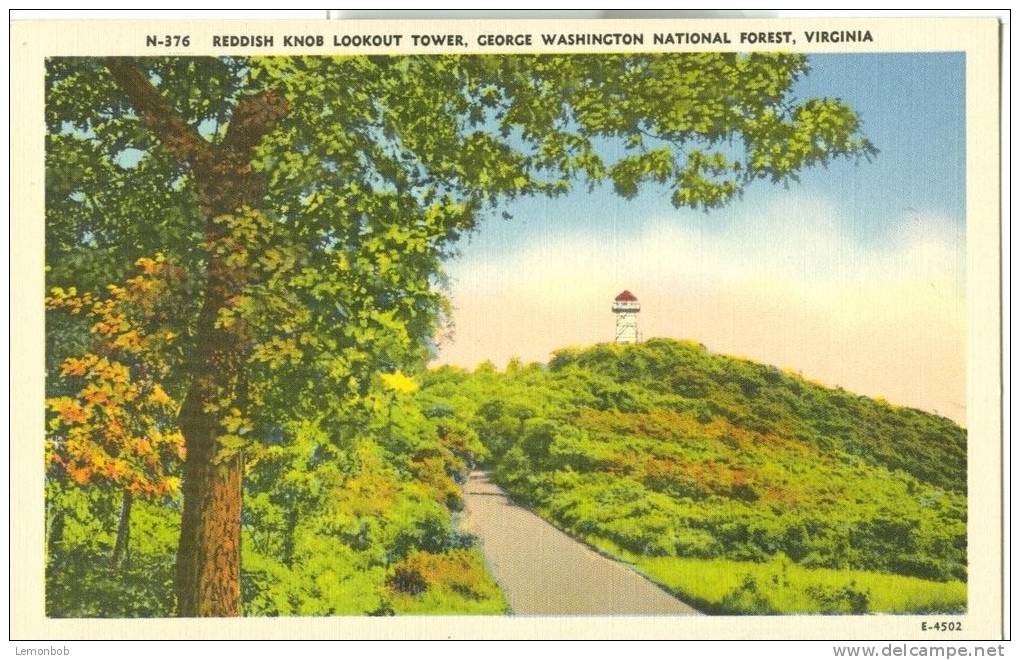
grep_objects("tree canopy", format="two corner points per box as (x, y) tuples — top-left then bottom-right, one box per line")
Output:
(45, 53), (875, 615)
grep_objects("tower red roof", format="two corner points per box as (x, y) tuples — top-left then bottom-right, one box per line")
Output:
(614, 290), (638, 302)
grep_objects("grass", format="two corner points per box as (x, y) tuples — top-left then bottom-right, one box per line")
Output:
(592, 541), (966, 615)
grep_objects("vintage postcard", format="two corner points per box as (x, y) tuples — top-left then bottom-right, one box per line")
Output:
(9, 14), (1005, 641)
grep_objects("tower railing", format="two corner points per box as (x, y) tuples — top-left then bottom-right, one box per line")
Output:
(612, 301), (641, 313)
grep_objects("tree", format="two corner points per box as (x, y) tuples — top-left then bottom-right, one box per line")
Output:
(46, 53), (874, 615)
(45, 255), (186, 569)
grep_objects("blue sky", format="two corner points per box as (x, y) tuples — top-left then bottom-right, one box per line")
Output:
(438, 53), (967, 422)
(448, 52), (965, 259)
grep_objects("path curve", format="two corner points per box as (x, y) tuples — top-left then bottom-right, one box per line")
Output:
(460, 470), (701, 615)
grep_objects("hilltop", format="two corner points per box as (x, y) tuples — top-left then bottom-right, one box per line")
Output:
(419, 338), (967, 614)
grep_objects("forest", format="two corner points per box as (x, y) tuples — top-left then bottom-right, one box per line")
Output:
(46, 315), (506, 616)
(45, 53), (902, 617)
(47, 334), (966, 616)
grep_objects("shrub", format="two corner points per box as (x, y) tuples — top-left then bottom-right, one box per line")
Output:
(805, 582), (871, 614)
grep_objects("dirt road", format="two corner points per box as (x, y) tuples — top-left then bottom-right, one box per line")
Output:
(460, 471), (701, 615)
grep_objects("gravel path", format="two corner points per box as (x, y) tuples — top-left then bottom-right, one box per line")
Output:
(460, 470), (701, 616)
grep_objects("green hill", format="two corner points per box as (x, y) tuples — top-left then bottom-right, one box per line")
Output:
(419, 338), (967, 614)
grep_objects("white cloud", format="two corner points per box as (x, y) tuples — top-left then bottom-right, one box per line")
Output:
(437, 194), (966, 423)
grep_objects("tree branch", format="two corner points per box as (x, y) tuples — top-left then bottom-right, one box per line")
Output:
(104, 58), (213, 172)
(219, 89), (290, 159)
(105, 58), (289, 213)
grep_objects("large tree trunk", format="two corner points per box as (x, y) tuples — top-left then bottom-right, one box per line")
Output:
(105, 58), (288, 617)
(173, 218), (251, 616)
(175, 435), (243, 615)
(111, 489), (133, 569)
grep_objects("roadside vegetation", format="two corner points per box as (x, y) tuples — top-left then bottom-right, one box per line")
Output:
(419, 339), (967, 615)
(46, 352), (506, 616)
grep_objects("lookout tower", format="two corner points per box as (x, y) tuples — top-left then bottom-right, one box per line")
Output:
(612, 290), (641, 344)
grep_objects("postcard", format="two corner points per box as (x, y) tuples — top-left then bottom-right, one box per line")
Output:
(9, 14), (1004, 641)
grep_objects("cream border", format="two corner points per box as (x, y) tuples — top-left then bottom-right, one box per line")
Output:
(9, 16), (1003, 640)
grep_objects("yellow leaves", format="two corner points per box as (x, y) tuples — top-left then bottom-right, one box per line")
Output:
(91, 310), (130, 338)
(215, 305), (239, 329)
(151, 430), (186, 459)
(81, 383), (112, 407)
(134, 252), (166, 274)
(215, 434), (248, 463)
(211, 208), (273, 265)
(303, 191), (325, 211)
(48, 397), (89, 424)
(224, 247), (250, 269)
(50, 285), (78, 299)
(381, 371), (418, 395)
(339, 467), (397, 517)
(130, 437), (153, 456)
(105, 283), (126, 300)
(46, 286), (97, 314)
(259, 245), (298, 275)
(148, 384), (172, 406)
(92, 359), (130, 385)
(60, 354), (99, 377)
(111, 328), (141, 350)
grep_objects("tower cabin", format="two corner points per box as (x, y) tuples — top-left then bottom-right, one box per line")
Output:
(612, 290), (641, 344)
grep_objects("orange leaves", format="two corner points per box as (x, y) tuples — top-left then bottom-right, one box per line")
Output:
(67, 465), (93, 486)
(49, 397), (89, 425)
(46, 261), (185, 499)
(134, 254), (164, 274)
(102, 459), (128, 481)
(46, 365), (184, 496)
(50, 253), (185, 372)
(130, 436), (153, 456)
(92, 359), (130, 385)
(60, 354), (98, 377)
(388, 550), (494, 601)
(80, 383), (113, 407)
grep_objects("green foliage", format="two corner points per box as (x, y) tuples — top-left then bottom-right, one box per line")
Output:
(634, 554), (965, 615)
(47, 391), (504, 617)
(46, 52), (874, 449)
(236, 398), (502, 616)
(420, 339), (967, 614)
(45, 53), (874, 616)
(46, 494), (179, 617)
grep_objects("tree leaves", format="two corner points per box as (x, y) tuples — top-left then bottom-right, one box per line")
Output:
(44, 54), (876, 613)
